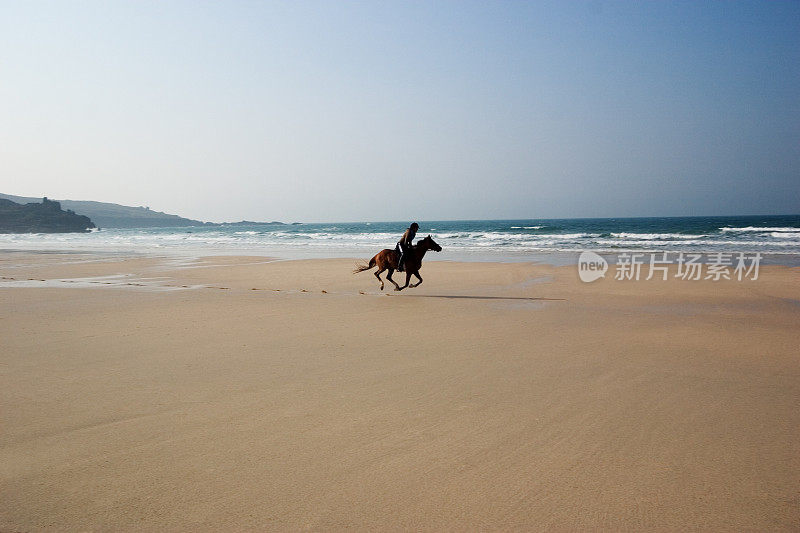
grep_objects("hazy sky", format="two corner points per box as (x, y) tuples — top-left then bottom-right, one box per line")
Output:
(1, 1), (798, 222)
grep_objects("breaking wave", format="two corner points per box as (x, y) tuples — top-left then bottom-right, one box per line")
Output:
(2, 216), (798, 257)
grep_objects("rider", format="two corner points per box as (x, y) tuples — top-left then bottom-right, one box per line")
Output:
(396, 222), (419, 272)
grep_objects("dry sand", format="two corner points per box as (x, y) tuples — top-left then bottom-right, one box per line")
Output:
(1, 251), (799, 530)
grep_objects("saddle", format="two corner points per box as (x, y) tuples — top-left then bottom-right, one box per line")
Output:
(395, 245), (414, 272)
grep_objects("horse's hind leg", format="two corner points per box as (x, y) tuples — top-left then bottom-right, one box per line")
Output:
(374, 268), (385, 291)
(396, 271), (411, 291)
(411, 271), (423, 288)
(386, 268), (401, 291)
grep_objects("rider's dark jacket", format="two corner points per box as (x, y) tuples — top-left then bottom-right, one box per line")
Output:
(398, 226), (416, 251)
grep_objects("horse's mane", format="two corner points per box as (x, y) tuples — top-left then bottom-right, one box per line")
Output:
(413, 235), (431, 249)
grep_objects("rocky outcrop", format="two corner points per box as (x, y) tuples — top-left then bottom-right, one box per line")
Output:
(0, 197), (96, 233)
(0, 193), (203, 228)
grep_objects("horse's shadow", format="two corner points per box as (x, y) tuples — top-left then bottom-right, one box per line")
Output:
(388, 294), (565, 301)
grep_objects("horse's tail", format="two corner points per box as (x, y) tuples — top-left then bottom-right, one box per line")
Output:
(353, 256), (376, 274)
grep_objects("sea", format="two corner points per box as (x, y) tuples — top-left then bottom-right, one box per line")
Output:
(2, 215), (799, 264)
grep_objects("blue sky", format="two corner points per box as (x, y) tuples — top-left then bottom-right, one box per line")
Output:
(1, 0), (798, 222)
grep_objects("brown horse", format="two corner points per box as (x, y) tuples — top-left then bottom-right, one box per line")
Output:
(354, 235), (442, 291)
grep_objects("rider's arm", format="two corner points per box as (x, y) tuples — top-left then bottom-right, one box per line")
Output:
(401, 229), (413, 247)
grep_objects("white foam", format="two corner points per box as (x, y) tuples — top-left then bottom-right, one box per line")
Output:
(610, 232), (711, 240)
(1, 223), (798, 258)
(720, 226), (799, 233)
(770, 231), (800, 239)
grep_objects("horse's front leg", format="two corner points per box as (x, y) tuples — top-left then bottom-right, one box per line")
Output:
(386, 268), (402, 291)
(395, 271), (411, 291)
(411, 271), (423, 288)
(374, 268), (385, 291)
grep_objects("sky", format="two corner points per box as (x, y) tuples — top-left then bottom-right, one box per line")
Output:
(1, 1), (798, 223)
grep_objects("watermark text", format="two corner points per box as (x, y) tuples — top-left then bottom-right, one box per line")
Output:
(578, 251), (761, 282)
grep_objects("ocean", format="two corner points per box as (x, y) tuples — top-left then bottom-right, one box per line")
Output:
(2, 215), (799, 263)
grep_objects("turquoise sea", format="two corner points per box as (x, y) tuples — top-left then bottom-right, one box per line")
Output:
(2, 215), (799, 263)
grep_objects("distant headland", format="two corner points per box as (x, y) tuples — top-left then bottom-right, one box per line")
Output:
(0, 193), (297, 230)
(0, 193), (203, 229)
(0, 197), (96, 233)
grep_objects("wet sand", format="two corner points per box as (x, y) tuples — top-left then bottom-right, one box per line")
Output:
(1, 252), (799, 530)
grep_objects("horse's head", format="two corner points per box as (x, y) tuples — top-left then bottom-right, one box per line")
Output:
(419, 235), (442, 252)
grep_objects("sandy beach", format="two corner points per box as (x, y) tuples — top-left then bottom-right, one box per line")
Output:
(1, 251), (799, 530)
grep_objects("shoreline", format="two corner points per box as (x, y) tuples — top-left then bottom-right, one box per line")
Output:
(3, 246), (800, 267)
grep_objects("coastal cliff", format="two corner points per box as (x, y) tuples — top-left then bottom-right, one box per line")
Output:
(0, 193), (203, 228)
(0, 198), (96, 233)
